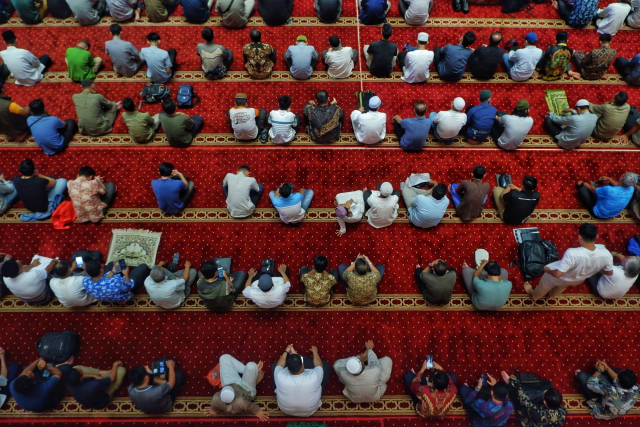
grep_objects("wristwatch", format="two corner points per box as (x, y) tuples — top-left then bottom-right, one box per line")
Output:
(596, 368), (603, 373)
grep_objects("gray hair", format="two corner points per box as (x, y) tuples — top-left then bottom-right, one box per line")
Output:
(624, 256), (640, 278)
(150, 266), (165, 283)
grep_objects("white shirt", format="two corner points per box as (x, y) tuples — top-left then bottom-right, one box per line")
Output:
(268, 110), (298, 144)
(49, 276), (96, 307)
(596, 3), (631, 35)
(433, 110), (467, 139)
(229, 107), (259, 140)
(507, 46), (543, 81)
(143, 276), (186, 309)
(223, 172), (260, 218)
(274, 365), (324, 417)
(3, 269), (47, 301)
(351, 110), (386, 144)
(403, 0), (431, 25)
(0, 46), (45, 86)
(324, 46), (355, 79)
(366, 191), (399, 228)
(496, 115), (534, 151)
(597, 265), (637, 299)
(335, 190), (365, 233)
(547, 246), (614, 283)
(627, 0), (640, 28)
(401, 49), (433, 83)
(242, 277), (291, 308)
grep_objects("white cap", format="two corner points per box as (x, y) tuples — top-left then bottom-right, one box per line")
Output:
(369, 96), (381, 109)
(220, 386), (235, 403)
(380, 182), (393, 197)
(417, 32), (429, 42)
(576, 99), (590, 108)
(346, 357), (363, 375)
(453, 97), (465, 111)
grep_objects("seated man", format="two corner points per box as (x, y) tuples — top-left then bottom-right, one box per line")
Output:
(322, 35), (357, 79)
(151, 163), (195, 214)
(144, 260), (196, 309)
(339, 255), (384, 306)
(466, 90), (497, 144)
(467, 32), (503, 80)
(364, 182), (399, 228)
(269, 183), (313, 224)
(404, 358), (457, 418)
(50, 259), (97, 307)
(334, 190), (365, 236)
(613, 53), (640, 86)
(398, 32), (433, 84)
(63, 361), (126, 409)
(68, 166), (116, 223)
(228, 93), (268, 143)
(106, 0), (141, 21)
(141, 32), (177, 84)
(300, 254), (339, 307)
(461, 256), (512, 311)
(242, 264), (291, 308)
(65, 40), (103, 83)
(216, 0), (254, 27)
(144, 0), (176, 22)
(399, 0), (431, 25)
(1, 257), (55, 305)
(351, 96), (386, 145)
(393, 100), (431, 151)
(576, 360), (638, 419)
(414, 259), (456, 305)
(0, 173), (18, 214)
(460, 375), (514, 426)
(595, 0), (631, 36)
(429, 97), (467, 144)
(66, 0), (106, 25)
(267, 95), (300, 144)
(257, 0), (292, 26)
(197, 260), (248, 312)
(11, 0), (45, 24)
(10, 358), (66, 412)
(27, 99), (78, 156)
(404, 183), (449, 229)
(334, 340), (392, 403)
(179, 0), (213, 23)
(576, 173), (637, 219)
(303, 90), (344, 144)
(553, 0), (598, 28)
(128, 360), (185, 414)
(503, 370), (566, 427)
(590, 92), (630, 140)
(273, 344), (330, 417)
(493, 175), (540, 225)
(206, 354), (268, 420)
(503, 33), (543, 82)
(243, 29), (276, 80)
(586, 252), (640, 299)
(284, 35), (319, 80)
(316, 0), (342, 22)
(197, 27), (233, 79)
(1, 30), (51, 87)
(159, 98), (204, 148)
(13, 159), (67, 215)
(534, 31), (572, 81)
(0, 345), (21, 409)
(545, 99), (597, 150)
(491, 99), (534, 151)
(122, 97), (160, 143)
(572, 34), (616, 80)
(364, 24), (397, 78)
(72, 79), (121, 136)
(0, 82), (29, 141)
(223, 165), (264, 218)
(359, 0), (390, 25)
(433, 31), (476, 82)
(83, 260), (150, 304)
(450, 166), (489, 221)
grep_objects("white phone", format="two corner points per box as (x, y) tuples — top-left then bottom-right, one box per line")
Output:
(75, 257), (84, 269)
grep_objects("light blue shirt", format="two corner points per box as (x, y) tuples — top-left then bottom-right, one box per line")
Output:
(507, 45), (543, 81)
(549, 111), (598, 150)
(284, 43), (318, 79)
(408, 194), (449, 228)
(140, 46), (172, 83)
(593, 185), (634, 219)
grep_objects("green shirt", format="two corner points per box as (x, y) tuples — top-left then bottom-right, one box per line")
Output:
(122, 111), (156, 143)
(66, 47), (95, 83)
(589, 102), (630, 140)
(471, 277), (512, 311)
(197, 278), (237, 312)
(159, 112), (194, 147)
(72, 91), (117, 136)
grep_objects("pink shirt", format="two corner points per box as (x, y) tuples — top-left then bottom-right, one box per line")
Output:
(67, 177), (106, 223)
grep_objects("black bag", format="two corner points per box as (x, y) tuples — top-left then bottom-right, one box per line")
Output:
(513, 240), (559, 280)
(261, 258), (275, 276)
(70, 250), (103, 265)
(176, 85), (200, 108)
(36, 331), (80, 364)
(355, 90), (376, 113)
(497, 173), (512, 188)
(512, 368), (553, 405)
(204, 65), (228, 80)
(141, 83), (171, 103)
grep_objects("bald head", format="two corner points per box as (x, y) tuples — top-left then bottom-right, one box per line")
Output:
(489, 32), (502, 46)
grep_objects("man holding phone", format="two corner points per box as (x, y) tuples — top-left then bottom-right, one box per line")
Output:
(82, 260), (150, 304)
(404, 357), (458, 418)
(50, 259), (96, 307)
(128, 359), (185, 414)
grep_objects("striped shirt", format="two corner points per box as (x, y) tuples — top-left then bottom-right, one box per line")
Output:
(268, 110), (298, 144)
(334, 350), (392, 403)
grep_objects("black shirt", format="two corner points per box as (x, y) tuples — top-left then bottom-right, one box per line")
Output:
(257, 0), (293, 25)
(467, 45), (503, 80)
(13, 176), (50, 213)
(316, 0), (341, 22)
(367, 40), (398, 78)
(502, 190), (540, 225)
(66, 377), (112, 409)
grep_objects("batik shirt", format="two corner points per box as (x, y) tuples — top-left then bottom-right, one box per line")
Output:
(301, 270), (337, 307)
(464, 387), (514, 427)
(68, 176), (107, 223)
(411, 373), (457, 418)
(342, 271), (380, 306)
(586, 375), (640, 420)
(567, 0), (599, 27)
(83, 273), (135, 303)
(576, 46), (617, 80)
(243, 43), (275, 79)
(508, 377), (567, 427)
(303, 103), (344, 144)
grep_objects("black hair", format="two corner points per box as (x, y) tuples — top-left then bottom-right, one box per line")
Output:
(129, 366), (149, 387)
(53, 260), (70, 277)
(556, 31), (569, 43)
(286, 354), (303, 374)
(414, 101), (427, 116)
(578, 223), (598, 243)
(433, 260), (448, 276)
(316, 90), (329, 104)
(162, 98), (176, 115)
(250, 29), (261, 43)
(313, 254), (328, 273)
(512, 108), (530, 118)
(147, 32), (160, 42)
(615, 91), (629, 106)
(64, 368), (83, 386)
(432, 184), (447, 200)
(81, 78), (94, 89)
(484, 261), (501, 277)
(80, 39), (91, 50)
(79, 166), (96, 177)
(122, 97), (135, 112)
(202, 27), (214, 42)
(382, 23), (392, 39)
(433, 371), (450, 391)
(200, 261), (217, 279)
(12, 376), (34, 393)
(462, 31), (476, 47)
(599, 33), (612, 43)
(280, 184), (292, 198)
(544, 388), (563, 409)
(489, 32), (502, 46)
(238, 165), (250, 173)
(18, 159), (35, 176)
(29, 99), (46, 116)
(355, 258), (369, 275)
(235, 97), (247, 107)
(110, 23), (122, 35)
(158, 162), (173, 177)
(492, 382), (509, 401)
(472, 165), (486, 179)
(0, 259), (20, 279)
(522, 175), (537, 191)
(618, 369), (638, 389)
(85, 260), (102, 278)
(329, 35), (340, 48)
(278, 95), (292, 110)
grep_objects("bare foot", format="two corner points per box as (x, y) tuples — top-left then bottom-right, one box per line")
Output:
(256, 361), (264, 384)
(575, 369), (581, 376)
(568, 70), (581, 79)
(523, 282), (533, 297)
(415, 264), (421, 269)
(551, 0), (558, 10)
(531, 71), (540, 80)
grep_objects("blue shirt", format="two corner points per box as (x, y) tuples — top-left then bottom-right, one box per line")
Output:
(399, 116), (431, 150)
(152, 178), (186, 214)
(10, 376), (62, 412)
(359, 0), (387, 24)
(437, 44), (472, 80)
(140, 46), (172, 84)
(27, 116), (66, 156)
(593, 185), (634, 218)
(284, 43), (318, 80)
(466, 103), (497, 138)
(409, 194), (449, 228)
(270, 192), (303, 209)
(83, 273), (135, 303)
(179, 0), (210, 23)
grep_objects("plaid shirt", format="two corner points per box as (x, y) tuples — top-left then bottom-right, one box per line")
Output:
(464, 388), (514, 427)
(83, 273), (134, 303)
(586, 375), (640, 420)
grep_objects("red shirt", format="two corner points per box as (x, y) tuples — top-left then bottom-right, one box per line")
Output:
(411, 373), (457, 418)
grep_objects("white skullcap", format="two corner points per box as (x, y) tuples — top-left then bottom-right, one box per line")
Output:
(220, 386), (235, 403)
(369, 96), (381, 109)
(417, 32), (429, 42)
(453, 97), (465, 111)
(576, 99), (590, 108)
(379, 182), (393, 197)
(346, 357), (363, 375)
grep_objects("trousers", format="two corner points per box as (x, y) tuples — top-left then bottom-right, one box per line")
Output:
(219, 354), (259, 397)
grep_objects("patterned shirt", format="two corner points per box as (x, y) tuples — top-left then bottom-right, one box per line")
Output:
(301, 270), (336, 307)
(342, 271), (380, 306)
(83, 273), (135, 303)
(567, 0), (599, 27)
(575, 46), (616, 80)
(303, 103), (344, 144)
(464, 387), (514, 427)
(67, 176), (107, 223)
(411, 373), (457, 418)
(508, 377), (566, 427)
(586, 375), (640, 420)
(243, 43), (275, 79)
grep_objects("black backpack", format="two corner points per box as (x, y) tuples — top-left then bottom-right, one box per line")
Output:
(513, 240), (559, 280)
(36, 331), (80, 364)
(176, 85), (200, 108)
(141, 83), (171, 103)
